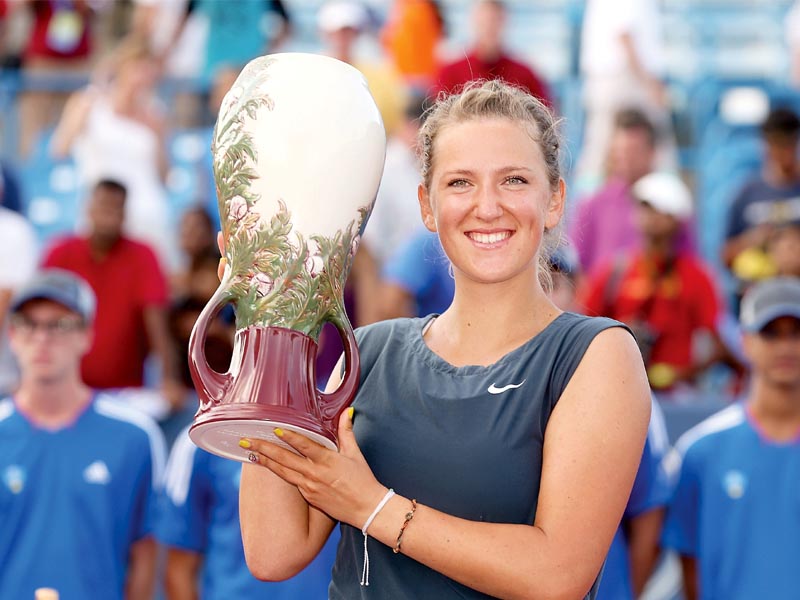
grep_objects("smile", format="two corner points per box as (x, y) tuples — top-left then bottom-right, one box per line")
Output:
(466, 231), (512, 244)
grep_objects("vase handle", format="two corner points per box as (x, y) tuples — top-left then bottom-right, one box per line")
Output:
(318, 310), (360, 433)
(188, 271), (234, 405)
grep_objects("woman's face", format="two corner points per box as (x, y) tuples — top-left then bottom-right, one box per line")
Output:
(418, 117), (564, 287)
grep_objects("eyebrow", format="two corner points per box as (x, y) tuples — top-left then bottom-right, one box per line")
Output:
(440, 166), (534, 177)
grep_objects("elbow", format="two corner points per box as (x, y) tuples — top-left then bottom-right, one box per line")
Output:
(243, 545), (310, 582)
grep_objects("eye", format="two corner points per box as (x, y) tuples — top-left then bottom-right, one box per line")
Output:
(504, 175), (528, 185)
(447, 178), (470, 188)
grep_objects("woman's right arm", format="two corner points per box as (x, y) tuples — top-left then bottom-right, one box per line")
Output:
(238, 362), (343, 580)
(49, 90), (94, 158)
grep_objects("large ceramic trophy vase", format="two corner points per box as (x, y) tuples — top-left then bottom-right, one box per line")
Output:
(188, 54), (386, 462)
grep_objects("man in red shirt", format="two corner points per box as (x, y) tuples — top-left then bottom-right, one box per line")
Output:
(579, 172), (734, 391)
(42, 179), (184, 408)
(432, 0), (552, 106)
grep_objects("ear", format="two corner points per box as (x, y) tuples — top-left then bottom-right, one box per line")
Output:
(418, 184), (437, 233)
(544, 178), (566, 230)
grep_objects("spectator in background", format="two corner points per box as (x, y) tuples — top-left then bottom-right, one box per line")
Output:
(381, 0), (445, 92)
(16, 0), (98, 158)
(597, 400), (671, 600)
(577, 0), (676, 187)
(662, 277), (800, 600)
(547, 245), (670, 600)
(0, 205), (38, 397)
(171, 205), (221, 302)
(569, 109), (694, 275)
(0, 268), (165, 600)
(579, 172), (730, 392)
(379, 227), (454, 319)
(50, 37), (178, 270)
(41, 179), (185, 411)
(355, 94), (428, 325)
(157, 426), (340, 599)
(432, 0), (551, 106)
(723, 107), (800, 282)
(318, 0), (407, 136)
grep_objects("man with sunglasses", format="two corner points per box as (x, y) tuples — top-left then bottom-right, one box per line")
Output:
(661, 277), (800, 600)
(0, 269), (166, 600)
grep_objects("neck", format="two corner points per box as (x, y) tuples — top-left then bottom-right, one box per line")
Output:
(747, 378), (800, 442)
(643, 237), (674, 257)
(15, 378), (93, 429)
(474, 44), (501, 63)
(89, 233), (119, 256)
(431, 269), (559, 366)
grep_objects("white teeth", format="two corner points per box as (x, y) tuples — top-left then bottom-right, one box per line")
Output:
(469, 231), (510, 244)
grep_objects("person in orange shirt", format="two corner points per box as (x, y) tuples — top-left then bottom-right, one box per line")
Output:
(381, 0), (445, 91)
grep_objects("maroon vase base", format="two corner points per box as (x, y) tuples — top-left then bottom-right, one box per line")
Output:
(190, 409), (338, 462)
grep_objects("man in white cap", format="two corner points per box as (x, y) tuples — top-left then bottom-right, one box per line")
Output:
(579, 172), (737, 391)
(662, 276), (800, 600)
(317, 0), (407, 136)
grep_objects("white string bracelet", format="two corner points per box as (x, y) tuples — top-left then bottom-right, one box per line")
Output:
(360, 488), (395, 586)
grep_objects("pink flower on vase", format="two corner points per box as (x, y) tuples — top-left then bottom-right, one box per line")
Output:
(229, 196), (248, 222)
(304, 240), (323, 278)
(349, 234), (361, 259)
(252, 272), (274, 297)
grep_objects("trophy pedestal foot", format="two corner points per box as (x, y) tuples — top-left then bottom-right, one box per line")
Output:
(189, 419), (338, 462)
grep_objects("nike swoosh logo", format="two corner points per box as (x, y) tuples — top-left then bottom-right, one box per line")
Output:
(487, 380), (526, 395)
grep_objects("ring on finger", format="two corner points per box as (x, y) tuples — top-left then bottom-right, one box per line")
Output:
(248, 452), (259, 464)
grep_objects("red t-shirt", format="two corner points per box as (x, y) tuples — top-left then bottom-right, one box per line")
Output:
(433, 51), (552, 107)
(579, 253), (721, 369)
(43, 236), (168, 388)
(25, 0), (92, 61)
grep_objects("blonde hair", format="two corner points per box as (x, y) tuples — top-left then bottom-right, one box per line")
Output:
(417, 80), (564, 290)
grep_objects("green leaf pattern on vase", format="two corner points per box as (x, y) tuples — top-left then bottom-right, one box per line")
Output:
(212, 56), (370, 341)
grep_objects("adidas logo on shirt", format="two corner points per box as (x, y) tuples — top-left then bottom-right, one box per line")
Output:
(83, 460), (111, 485)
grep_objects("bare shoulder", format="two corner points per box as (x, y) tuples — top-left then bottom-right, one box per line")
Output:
(559, 325), (650, 426)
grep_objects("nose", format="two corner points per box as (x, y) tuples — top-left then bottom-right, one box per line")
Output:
(474, 185), (503, 221)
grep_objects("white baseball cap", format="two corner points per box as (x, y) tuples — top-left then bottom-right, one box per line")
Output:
(632, 172), (693, 221)
(318, 1), (368, 33)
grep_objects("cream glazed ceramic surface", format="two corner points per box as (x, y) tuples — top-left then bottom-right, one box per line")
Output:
(212, 53), (386, 339)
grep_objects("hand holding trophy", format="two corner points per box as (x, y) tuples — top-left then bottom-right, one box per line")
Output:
(188, 53), (386, 462)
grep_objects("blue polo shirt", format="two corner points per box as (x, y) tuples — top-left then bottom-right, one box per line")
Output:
(158, 427), (340, 599)
(661, 403), (800, 599)
(0, 394), (165, 600)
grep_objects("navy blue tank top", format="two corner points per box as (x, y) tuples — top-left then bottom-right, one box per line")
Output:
(329, 312), (627, 599)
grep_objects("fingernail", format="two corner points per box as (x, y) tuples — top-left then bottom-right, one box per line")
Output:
(348, 407), (354, 420)
(239, 439), (251, 449)
(274, 428), (284, 438)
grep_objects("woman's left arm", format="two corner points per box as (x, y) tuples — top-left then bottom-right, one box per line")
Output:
(251, 327), (650, 600)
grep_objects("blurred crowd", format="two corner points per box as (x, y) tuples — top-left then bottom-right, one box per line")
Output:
(1, 1), (799, 599)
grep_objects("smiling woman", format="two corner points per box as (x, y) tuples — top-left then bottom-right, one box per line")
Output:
(237, 80), (651, 600)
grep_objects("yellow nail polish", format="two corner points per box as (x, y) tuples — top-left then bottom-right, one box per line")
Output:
(274, 428), (284, 437)
(239, 439), (251, 449)
(348, 407), (354, 420)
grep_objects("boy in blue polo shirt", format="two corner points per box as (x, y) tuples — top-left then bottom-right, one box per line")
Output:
(0, 269), (166, 599)
(662, 277), (800, 599)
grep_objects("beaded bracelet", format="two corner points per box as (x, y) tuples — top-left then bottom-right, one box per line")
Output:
(392, 498), (417, 554)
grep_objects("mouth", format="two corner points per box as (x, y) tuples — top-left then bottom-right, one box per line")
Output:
(465, 230), (513, 245)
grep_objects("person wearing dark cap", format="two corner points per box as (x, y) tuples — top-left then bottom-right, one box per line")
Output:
(723, 107), (800, 280)
(661, 276), (800, 600)
(0, 268), (166, 600)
